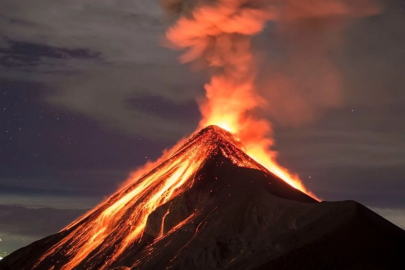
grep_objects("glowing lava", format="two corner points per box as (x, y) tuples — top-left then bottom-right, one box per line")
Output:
(33, 126), (304, 269)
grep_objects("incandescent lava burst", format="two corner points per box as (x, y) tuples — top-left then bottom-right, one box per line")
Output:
(163, 0), (314, 195)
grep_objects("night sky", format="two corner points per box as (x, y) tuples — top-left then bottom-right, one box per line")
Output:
(1, 0), (405, 257)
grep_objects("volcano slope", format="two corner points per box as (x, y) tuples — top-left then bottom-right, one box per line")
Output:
(1, 126), (404, 270)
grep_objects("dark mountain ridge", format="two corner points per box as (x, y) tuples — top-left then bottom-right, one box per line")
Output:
(1, 126), (404, 269)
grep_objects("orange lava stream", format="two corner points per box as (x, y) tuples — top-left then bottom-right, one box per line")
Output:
(34, 125), (316, 269)
(34, 128), (262, 269)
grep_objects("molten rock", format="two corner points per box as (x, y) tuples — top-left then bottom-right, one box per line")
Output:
(1, 126), (404, 270)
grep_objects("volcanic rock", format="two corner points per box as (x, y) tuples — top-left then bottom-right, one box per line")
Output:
(1, 126), (404, 270)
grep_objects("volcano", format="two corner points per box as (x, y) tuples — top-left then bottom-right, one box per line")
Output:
(1, 126), (404, 270)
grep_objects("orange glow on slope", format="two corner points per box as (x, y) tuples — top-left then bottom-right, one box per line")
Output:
(36, 141), (200, 270)
(34, 126), (277, 269)
(166, 0), (316, 197)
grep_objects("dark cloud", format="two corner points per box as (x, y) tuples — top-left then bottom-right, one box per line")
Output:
(0, 205), (84, 236)
(0, 205), (85, 255)
(0, 0), (204, 138)
(0, 40), (100, 68)
(43, 63), (202, 139)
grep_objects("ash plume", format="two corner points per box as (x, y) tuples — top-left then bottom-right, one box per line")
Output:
(256, 0), (380, 126)
(161, 0), (380, 126)
(158, 0), (380, 193)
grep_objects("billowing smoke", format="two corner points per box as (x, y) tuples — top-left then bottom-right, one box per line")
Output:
(161, 0), (380, 127)
(256, 0), (380, 126)
(159, 0), (380, 193)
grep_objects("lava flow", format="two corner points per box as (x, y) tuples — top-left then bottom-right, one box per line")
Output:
(33, 126), (311, 270)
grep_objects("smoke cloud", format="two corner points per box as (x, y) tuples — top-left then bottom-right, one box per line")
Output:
(161, 0), (380, 126)
(257, 0), (380, 126)
(159, 0), (380, 195)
